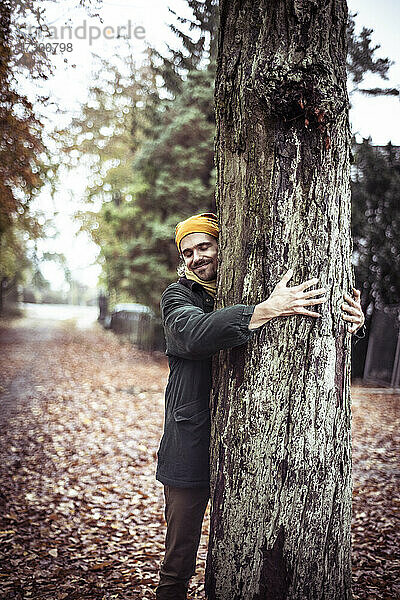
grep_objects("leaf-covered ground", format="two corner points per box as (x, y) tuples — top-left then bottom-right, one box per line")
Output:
(0, 317), (398, 599)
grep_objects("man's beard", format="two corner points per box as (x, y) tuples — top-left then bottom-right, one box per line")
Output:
(192, 261), (216, 280)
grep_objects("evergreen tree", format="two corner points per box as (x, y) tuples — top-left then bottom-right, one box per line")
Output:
(54, 51), (160, 308)
(148, 0), (219, 97)
(351, 139), (400, 311)
(56, 4), (220, 313)
(347, 13), (399, 98)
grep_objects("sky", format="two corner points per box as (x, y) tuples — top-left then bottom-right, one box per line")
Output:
(22, 0), (400, 292)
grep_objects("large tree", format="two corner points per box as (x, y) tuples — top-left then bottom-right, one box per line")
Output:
(206, 1), (354, 598)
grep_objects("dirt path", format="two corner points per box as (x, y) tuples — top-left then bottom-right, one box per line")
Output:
(0, 318), (61, 425)
(0, 316), (398, 599)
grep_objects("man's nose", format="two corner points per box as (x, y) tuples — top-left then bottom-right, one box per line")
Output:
(193, 250), (202, 262)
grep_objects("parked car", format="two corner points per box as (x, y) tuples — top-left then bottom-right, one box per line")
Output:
(103, 303), (164, 352)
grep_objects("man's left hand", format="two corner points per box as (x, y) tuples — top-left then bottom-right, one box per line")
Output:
(341, 288), (365, 334)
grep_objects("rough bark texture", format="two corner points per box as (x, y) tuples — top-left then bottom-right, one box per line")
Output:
(205, 1), (353, 599)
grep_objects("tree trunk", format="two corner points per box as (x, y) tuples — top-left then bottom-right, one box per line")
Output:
(206, 1), (353, 599)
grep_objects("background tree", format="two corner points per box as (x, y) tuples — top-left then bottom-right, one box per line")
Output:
(346, 13), (399, 99)
(0, 1), (46, 310)
(206, 1), (354, 598)
(54, 51), (179, 312)
(55, 3), (219, 313)
(349, 138), (400, 378)
(54, 1), (396, 318)
(0, 0), (104, 311)
(351, 139), (400, 310)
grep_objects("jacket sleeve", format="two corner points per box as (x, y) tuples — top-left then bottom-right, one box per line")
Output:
(161, 285), (258, 359)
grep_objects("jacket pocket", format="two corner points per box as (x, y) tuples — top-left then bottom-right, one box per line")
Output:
(174, 400), (208, 422)
(173, 401), (211, 479)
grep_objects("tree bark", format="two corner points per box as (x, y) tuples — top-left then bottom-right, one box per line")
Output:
(206, 1), (353, 599)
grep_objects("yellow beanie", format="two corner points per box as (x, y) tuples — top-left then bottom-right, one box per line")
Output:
(175, 212), (219, 254)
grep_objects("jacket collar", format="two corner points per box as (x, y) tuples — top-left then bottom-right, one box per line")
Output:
(178, 275), (203, 292)
(178, 276), (214, 302)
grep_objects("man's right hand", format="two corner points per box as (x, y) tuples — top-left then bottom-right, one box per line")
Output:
(248, 268), (327, 330)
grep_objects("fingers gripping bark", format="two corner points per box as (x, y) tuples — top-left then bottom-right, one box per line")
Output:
(269, 268), (327, 318)
(341, 287), (365, 334)
(248, 268), (327, 329)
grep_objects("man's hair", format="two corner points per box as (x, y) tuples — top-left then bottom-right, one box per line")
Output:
(176, 257), (185, 277)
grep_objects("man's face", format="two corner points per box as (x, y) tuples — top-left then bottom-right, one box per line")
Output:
(180, 232), (218, 281)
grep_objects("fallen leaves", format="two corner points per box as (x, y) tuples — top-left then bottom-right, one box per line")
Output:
(0, 321), (170, 599)
(0, 319), (398, 599)
(351, 387), (399, 600)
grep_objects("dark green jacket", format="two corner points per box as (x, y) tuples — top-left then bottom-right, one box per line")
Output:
(156, 276), (257, 488)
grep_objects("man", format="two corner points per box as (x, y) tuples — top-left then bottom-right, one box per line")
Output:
(155, 212), (364, 600)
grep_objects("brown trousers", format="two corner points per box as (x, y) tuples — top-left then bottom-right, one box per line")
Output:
(156, 485), (210, 600)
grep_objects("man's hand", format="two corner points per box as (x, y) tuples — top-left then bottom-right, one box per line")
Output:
(248, 268), (327, 329)
(341, 288), (365, 334)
